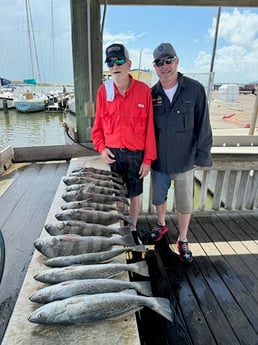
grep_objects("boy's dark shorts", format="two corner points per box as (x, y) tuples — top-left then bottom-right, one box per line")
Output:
(108, 148), (144, 198)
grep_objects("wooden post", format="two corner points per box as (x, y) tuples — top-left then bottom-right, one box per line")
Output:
(249, 92), (258, 135)
(70, 0), (102, 142)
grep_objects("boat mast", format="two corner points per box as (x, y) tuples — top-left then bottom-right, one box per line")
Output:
(51, 0), (56, 82)
(25, 0), (34, 79)
(25, 0), (41, 82)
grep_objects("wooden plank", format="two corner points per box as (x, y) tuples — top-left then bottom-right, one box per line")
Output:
(218, 213), (258, 254)
(245, 170), (258, 209)
(13, 144), (97, 162)
(197, 170), (210, 210)
(194, 216), (258, 330)
(0, 162), (69, 343)
(99, 0), (258, 7)
(235, 171), (249, 210)
(189, 217), (258, 344)
(225, 170), (238, 209)
(1, 156), (141, 345)
(212, 135), (258, 147)
(212, 171), (225, 209)
(0, 146), (14, 174)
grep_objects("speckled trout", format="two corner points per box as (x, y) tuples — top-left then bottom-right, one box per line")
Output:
(34, 260), (149, 283)
(63, 176), (124, 191)
(28, 292), (173, 324)
(44, 221), (130, 237)
(55, 209), (134, 226)
(71, 167), (121, 179)
(64, 183), (126, 197)
(70, 171), (123, 185)
(62, 190), (129, 205)
(45, 246), (145, 267)
(34, 234), (135, 258)
(29, 278), (152, 303)
(60, 200), (124, 213)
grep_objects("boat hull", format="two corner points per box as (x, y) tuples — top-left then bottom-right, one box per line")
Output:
(15, 101), (45, 113)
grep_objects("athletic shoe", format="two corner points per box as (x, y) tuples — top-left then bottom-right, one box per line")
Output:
(176, 240), (193, 263)
(150, 223), (168, 241)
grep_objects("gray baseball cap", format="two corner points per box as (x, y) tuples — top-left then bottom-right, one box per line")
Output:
(153, 43), (177, 62)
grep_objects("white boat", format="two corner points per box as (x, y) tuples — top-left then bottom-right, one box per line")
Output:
(0, 91), (15, 110)
(15, 91), (45, 113)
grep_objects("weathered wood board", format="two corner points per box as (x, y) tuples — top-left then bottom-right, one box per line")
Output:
(2, 156), (140, 345)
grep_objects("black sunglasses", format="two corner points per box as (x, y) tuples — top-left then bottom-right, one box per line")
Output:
(106, 59), (126, 68)
(154, 57), (176, 67)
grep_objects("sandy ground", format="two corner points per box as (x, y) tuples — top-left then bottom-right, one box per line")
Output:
(209, 91), (257, 136)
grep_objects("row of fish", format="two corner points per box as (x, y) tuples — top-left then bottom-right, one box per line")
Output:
(29, 166), (173, 326)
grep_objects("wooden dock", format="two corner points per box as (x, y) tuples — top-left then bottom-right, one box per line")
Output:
(0, 158), (257, 344)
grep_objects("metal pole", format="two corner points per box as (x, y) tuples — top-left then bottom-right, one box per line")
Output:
(248, 92), (258, 135)
(87, 0), (93, 102)
(207, 6), (221, 107)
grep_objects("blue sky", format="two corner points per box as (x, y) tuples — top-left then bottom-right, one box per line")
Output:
(0, 1), (258, 85)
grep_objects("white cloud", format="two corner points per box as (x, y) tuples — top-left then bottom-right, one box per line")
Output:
(210, 8), (258, 46)
(103, 31), (145, 49)
(203, 8), (258, 83)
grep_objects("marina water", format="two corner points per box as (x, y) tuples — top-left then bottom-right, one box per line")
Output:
(0, 108), (76, 150)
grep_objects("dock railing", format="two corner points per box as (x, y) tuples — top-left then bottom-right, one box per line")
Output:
(140, 136), (258, 214)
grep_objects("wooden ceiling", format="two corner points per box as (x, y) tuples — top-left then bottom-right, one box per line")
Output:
(100, 0), (257, 6)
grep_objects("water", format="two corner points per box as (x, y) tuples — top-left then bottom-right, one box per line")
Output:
(0, 109), (76, 150)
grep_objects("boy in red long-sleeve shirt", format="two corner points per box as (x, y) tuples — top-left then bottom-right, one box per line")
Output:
(92, 43), (157, 243)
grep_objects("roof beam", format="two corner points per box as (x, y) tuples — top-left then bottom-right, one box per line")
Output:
(100, 0), (257, 6)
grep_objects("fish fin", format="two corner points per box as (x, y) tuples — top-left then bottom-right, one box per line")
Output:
(120, 215), (134, 226)
(119, 234), (135, 247)
(116, 196), (129, 205)
(150, 297), (173, 322)
(118, 226), (131, 236)
(105, 307), (144, 321)
(130, 260), (149, 277)
(133, 281), (153, 296)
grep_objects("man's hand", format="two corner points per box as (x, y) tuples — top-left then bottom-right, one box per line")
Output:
(101, 148), (116, 164)
(139, 163), (150, 179)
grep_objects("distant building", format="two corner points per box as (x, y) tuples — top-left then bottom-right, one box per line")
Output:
(103, 69), (153, 86)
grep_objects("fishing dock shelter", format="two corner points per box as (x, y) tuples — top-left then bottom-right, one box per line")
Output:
(70, 0), (258, 142)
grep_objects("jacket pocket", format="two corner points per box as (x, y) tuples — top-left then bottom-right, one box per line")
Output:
(130, 108), (147, 133)
(174, 103), (194, 132)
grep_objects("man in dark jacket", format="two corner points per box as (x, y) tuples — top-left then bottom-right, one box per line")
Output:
(150, 42), (212, 263)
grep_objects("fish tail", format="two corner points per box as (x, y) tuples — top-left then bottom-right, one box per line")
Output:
(131, 260), (149, 277)
(117, 207), (127, 214)
(150, 297), (173, 322)
(119, 234), (135, 247)
(118, 226), (131, 236)
(125, 245), (146, 253)
(134, 281), (153, 296)
(115, 196), (129, 205)
(120, 215), (134, 226)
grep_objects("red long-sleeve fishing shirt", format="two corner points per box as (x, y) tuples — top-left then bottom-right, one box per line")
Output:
(92, 77), (157, 165)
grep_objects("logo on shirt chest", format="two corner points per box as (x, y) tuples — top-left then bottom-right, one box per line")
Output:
(152, 95), (163, 107)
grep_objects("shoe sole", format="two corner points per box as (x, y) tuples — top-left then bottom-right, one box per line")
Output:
(178, 255), (193, 264)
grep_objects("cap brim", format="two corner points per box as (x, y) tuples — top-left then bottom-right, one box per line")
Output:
(105, 54), (126, 62)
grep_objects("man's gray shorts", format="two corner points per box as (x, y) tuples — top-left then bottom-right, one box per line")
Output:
(151, 169), (194, 213)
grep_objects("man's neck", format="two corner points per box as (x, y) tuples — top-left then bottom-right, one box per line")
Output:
(114, 76), (131, 95)
(160, 73), (178, 90)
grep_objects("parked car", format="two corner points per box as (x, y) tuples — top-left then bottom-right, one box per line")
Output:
(239, 84), (256, 94)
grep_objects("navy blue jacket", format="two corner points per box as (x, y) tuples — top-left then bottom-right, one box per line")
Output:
(151, 72), (212, 174)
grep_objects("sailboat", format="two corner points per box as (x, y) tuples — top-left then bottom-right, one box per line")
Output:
(15, 0), (45, 113)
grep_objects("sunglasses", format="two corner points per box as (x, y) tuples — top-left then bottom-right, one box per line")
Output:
(154, 57), (176, 67)
(106, 59), (126, 68)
